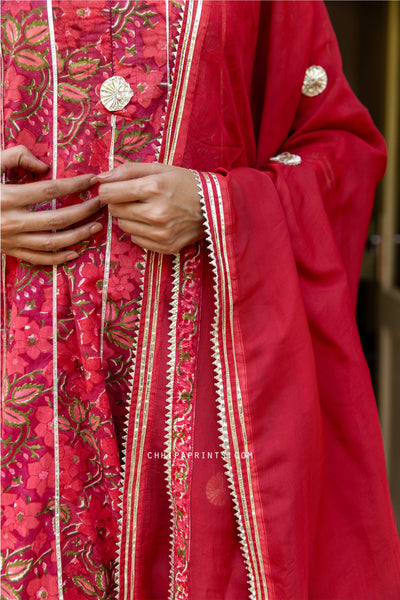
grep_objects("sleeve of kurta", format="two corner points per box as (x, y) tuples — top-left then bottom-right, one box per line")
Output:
(187, 1), (400, 599)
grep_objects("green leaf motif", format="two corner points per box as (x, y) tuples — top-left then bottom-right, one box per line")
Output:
(4, 407), (29, 427)
(3, 17), (20, 46)
(10, 383), (43, 405)
(95, 569), (107, 592)
(106, 327), (135, 349)
(60, 504), (71, 524)
(119, 131), (150, 152)
(5, 559), (33, 583)
(14, 49), (47, 70)
(69, 59), (100, 81)
(58, 83), (90, 103)
(0, 579), (22, 600)
(69, 400), (87, 424)
(73, 576), (98, 597)
(24, 20), (49, 45)
(58, 415), (72, 431)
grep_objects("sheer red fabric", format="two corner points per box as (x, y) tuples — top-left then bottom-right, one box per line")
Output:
(1, 1), (399, 599)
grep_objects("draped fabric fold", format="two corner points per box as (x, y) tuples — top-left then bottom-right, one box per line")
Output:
(1, 1), (400, 599)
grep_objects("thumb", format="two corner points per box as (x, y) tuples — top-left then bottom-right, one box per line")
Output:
(1, 145), (49, 175)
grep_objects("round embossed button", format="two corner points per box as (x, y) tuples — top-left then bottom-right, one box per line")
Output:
(270, 152), (302, 166)
(100, 75), (134, 111)
(302, 65), (328, 97)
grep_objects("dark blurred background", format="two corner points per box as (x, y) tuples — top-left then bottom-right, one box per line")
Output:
(326, 0), (400, 528)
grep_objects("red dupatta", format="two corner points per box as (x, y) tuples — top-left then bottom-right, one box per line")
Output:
(127, 1), (400, 598)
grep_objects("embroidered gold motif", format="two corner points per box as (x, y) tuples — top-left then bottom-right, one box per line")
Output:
(100, 75), (133, 111)
(270, 152), (302, 166)
(302, 65), (327, 97)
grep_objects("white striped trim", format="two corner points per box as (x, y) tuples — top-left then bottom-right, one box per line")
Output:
(46, 1), (64, 598)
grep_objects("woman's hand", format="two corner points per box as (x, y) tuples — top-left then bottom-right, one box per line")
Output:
(1, 145), (102, 265)
(96, 163), (204, 254)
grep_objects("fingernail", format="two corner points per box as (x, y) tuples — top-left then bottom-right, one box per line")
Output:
(66, 252), (78, 260)
(90, 223), (103, 234)
(96, 171), (113, 180)
(89, 176), (98, 185)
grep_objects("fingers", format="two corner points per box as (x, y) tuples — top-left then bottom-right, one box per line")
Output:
(1, 145), (49, 175)
(117, 215), (204, 255)
(5, 247), (81, 266)
(98, 175), (160, 205)
(94, 162), (167, 184)
(2, 196), (102, 235)
(2, 173), (96, 208)
(4, 221), (103, 252)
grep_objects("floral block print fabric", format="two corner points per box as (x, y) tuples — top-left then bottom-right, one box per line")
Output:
(1, 2), (182, 598)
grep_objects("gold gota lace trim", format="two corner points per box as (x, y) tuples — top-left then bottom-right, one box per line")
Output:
(155, 0), (185, 162)
(114, 250), (146, 596)
(166, 0), (171, 91)
(161, 0), (203, 163)
(123, 254), (163, 600)
(197, 170), (271, 600)
(164, 253), (181, 600)
(116, 1), (186, 596)
(46, 1), (64, 598)
(198, 172), (257, 600)
(100, 113), (117, 364)
(209, 173), (269, 600)
(160, 2), (204, 598)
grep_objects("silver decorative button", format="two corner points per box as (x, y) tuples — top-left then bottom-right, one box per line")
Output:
(270, 152), (302, 166)
(302, 65), (327, 97)
(100, 75), (133, 111)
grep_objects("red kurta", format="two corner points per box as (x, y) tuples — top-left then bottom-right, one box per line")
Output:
(1, 1), (399, 600)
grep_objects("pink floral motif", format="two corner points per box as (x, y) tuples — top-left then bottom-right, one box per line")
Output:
(131, 66), (164, 109)
(14, 128), (50, 161)
(55, 2), (108, 49)
(107, 267), (137, 301)
(26, 452), (55, 497)
(4, 1), (33, 17)
(3, 64), (26, 104)
(3, 497), (42, 536)
(13, 319), (52, 361)
(26, 574), (58, 600)
(1, 0), (182, 596)
(77, 259), (104, 299)
(34, 405), (54, 448)
(6, 350), (29, 377)
(141, 20), (168, 66)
